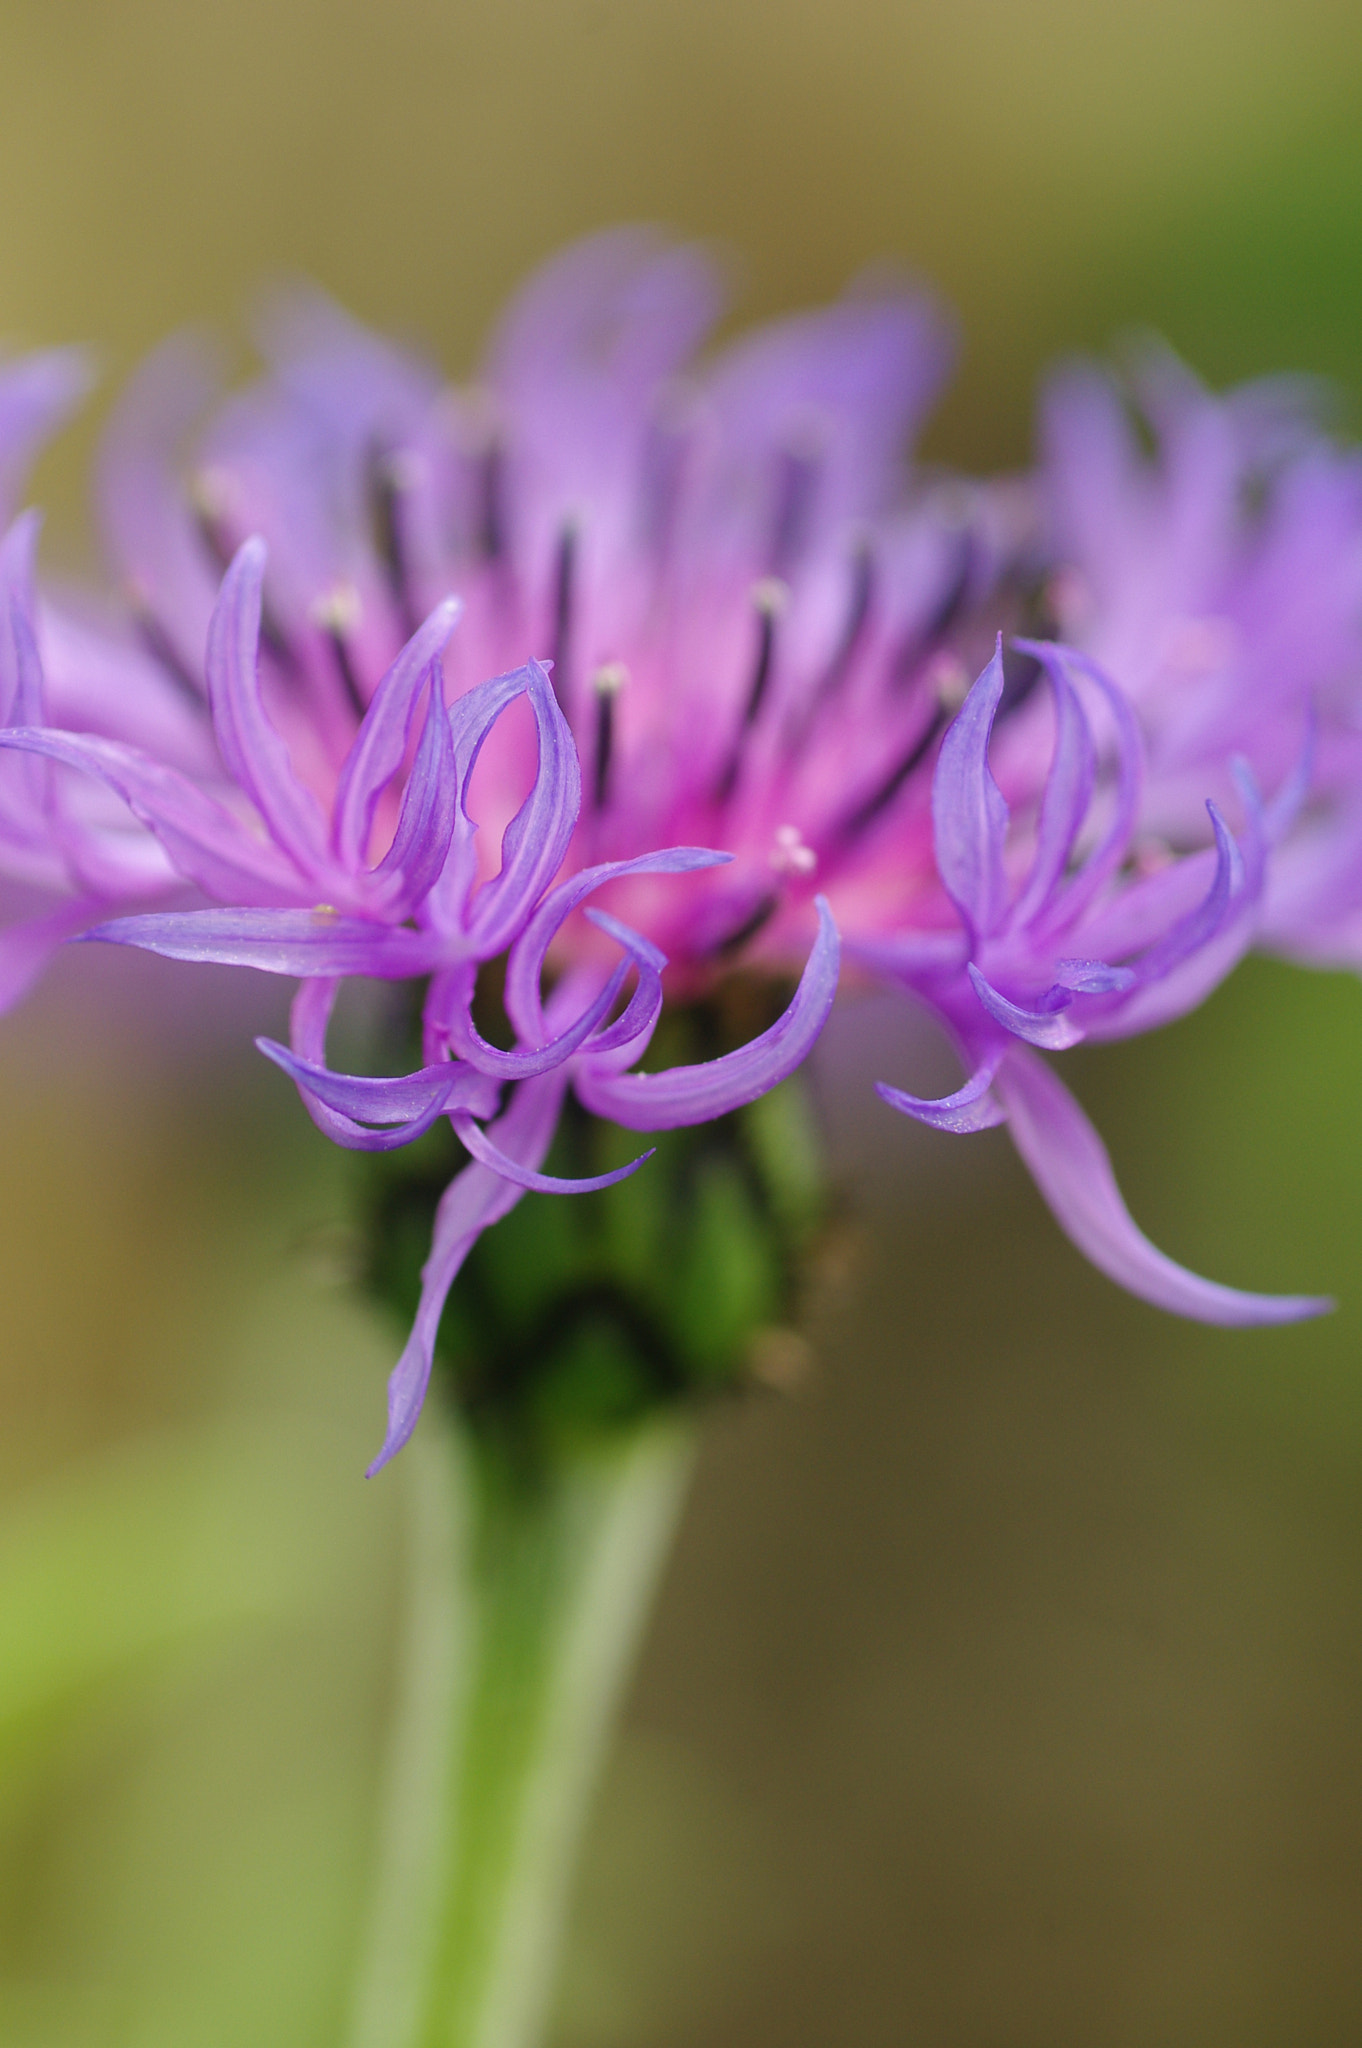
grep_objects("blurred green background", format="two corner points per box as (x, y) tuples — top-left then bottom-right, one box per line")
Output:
(3, 0), (1362, 2041)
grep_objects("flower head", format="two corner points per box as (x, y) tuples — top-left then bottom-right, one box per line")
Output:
(0, 232), (1337, 1463)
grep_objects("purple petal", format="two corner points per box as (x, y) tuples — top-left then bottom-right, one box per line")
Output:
(1014, 642), (1144, 933)
(204, 538), (330, 875)
(1052, 959), (1136, 994)
(0, 727), (306, 902)
(932, 638), (1009, 942)
(437, 953), (634, 1079)
(331, 598), (461, 869)
(373, 664), (458, 907)
(1263, 711), (1315, 844)
(0, 349), (92, 521)
(995, 1045), (1329, 1324)
(279, 975), (496, 1150)
(966, 963), (1083, 1050)
(876, 1051), (1006, 1133)
(1122, 802), (1241, 987)
(575, 896), (840, 1129)
(426, 661), (580, 942)
(502, 846), (730, 1045)
(257, 1037), (496, 1151)
(82, 906), (440, 976)
(96, 332), (224, 688)
(487, 228), (724, 566)
(367, 1071), (570, 1474)
(1007, 654), (1095, 930)
(575, 909), (666, 1062)
(463, 661), (582, 957)
(0, 513), (42, 724)
(451, 1108), (653, 1192)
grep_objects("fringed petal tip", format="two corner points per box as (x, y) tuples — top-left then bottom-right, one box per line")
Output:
(875, 1063), (1006, 1134)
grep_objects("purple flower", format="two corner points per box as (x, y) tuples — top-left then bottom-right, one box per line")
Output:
(0, 233), (1338, 1464)
(1039, 342), (1362, 971)
(0, 514), (838, 1467)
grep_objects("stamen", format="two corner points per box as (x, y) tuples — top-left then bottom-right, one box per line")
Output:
(591, 663), (629, 809)
(770, 427), (822, 572)
(838, 705), (946, 840)
(128, 587), (204, 701)
(892, 536), (973, 686)
(191, 465), (298, 673)
(446, 386), (506, 565)
(713, 892), (778, 958)
(926, 650), (970, 712)
(478, 442), (506, 563)
(790, 541), (875, 746)
(769, 824), (817, 877)
(550, 523), (578, 714)
(367, 443), (421, 638)
(310, 582), (367, 720)
(715, 578), (789, 803)
(189, 466), (237, 573)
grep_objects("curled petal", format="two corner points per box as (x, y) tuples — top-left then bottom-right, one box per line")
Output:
(277, 975), (496, 1149)
(575, 896), (840, 1130)
(368, 1071), (569, 1475)
(966, 962), (1083, 1050)
(373, 665), (458, 907)
(502, 845), (730, 1045)
(82, 905), (440, 977)
(450, 1108), (653, 1192)
(332, 597), (462, 869)
(205, 538), (331, 876)
(1088, 802), (1256, 1040)
(995, 1044), (1330, 1325)
(1008, 655), (1095, 930)
(576, 909), (666, 1063)
(1014, 641), (1144, 933)
(437, 953), (634, 1079)
(1052, 958), (1136, 994)
(932, 636), (1009, 942)
(258, 1039), (498, 1154)
(463, 660), (582, 955)
(876, 1052), (1006, 1133)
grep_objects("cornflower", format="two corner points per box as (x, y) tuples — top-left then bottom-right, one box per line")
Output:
(0, 231), (1333, 1469)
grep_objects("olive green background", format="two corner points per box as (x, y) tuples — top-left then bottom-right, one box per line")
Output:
(2, 1), (1362, 2041)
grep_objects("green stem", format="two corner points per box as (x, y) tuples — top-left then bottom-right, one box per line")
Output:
(348, 1409), (697, 2048)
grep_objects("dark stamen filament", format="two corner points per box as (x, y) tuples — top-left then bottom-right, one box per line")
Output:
(131, 601), (205, 702)
(770, 445), (820, 573)
(329, 631), (367, 721)
(715, 578), (788, 804)
(311, 585), (367, 721)
(368, 444), (418, 638)
(892, 535), (974, 687)
(591, 663), (628, 809)
(839, 704), (947, 840)
(789, 542), (875, 750)
(550, 524), (577, 713)
(713, 892), (779, 959)
(478, 442), (505, 563)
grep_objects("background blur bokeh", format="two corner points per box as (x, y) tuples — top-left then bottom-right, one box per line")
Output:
(3, 1), (1362, 2042)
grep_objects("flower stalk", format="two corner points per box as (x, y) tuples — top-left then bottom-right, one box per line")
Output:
(350, 1402), (696, 2048)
